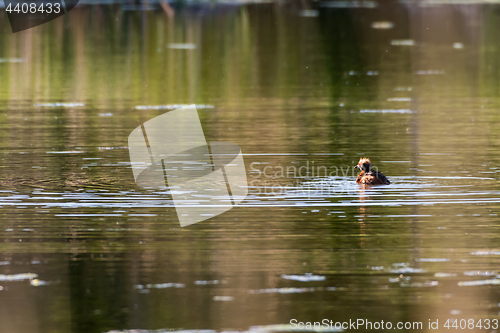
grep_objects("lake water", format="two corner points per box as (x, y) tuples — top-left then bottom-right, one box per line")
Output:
(0, 1), (500, 332)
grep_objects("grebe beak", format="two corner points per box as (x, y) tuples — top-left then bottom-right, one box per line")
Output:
(354, 165), (359, 169)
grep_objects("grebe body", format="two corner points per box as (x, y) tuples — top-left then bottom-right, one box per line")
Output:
(355, 157), (390, 185)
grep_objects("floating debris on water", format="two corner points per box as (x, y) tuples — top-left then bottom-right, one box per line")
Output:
(416, 70), (445, 75)
(360, 109), (413, 114)
(46, 151), (84, 154)
(434, 273), (457, 277)
(394, 87), (412, 91)
(463, 271), (496, 277)
(134, 283), (185, 290)
(249, 287), (315, 294)
(98, 146), (128, 150)
(387, 97), (412, 102)
(346, 70), (379, 76)
(30, 279), (60, 287)
(195, 280), (219, 285)
(281, 273), (326, 282)
(168, 43), (196, 49)
(416, 258), (450, 262)
(370, 266), (384, 271)
(371, 21), (394, 29)
(299, 10), (319, 17)
(389, 267), (427, 274)
(391, 39), (415, 46)
(471, 250), (500, 256)
(320, 0), (377, 8)
(135, 104), (215, 110)
(453, 43), (464, 49)
(0, 58), (23, 63)
(400, 280), (439, 288)
(0, 273), (37, 281)
(34, 102), (85, 107)
(99, 113), (113, 117)
(387, 263), (427, 274)
(213, 296), (234, 301)
(458, 279), (500, 286)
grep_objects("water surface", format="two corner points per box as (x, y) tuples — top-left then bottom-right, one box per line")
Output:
(0, 2), (500, 332)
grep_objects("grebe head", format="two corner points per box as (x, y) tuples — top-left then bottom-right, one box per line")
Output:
(355, 157), (372, 172)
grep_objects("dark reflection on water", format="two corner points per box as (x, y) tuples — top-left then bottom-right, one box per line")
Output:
(1, 1), (500, 332)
